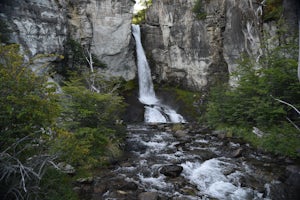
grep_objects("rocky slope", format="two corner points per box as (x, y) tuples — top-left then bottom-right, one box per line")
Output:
(0, 0), (136, 80)
(142, 0), (299, 90)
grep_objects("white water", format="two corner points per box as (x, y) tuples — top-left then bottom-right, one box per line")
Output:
(111, 124), (274, 200)
(132, 24), (185, 123)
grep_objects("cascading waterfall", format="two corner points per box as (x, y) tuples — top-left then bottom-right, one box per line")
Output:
(132, 24), (185, 123)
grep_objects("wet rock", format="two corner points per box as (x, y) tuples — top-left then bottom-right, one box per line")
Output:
(119, 181), (138, 191)
(267, 182), (288, 200)
(191, 149), (216, 161)
(213, 130), (227, 139)
(285, 165), (300, 200)
(174, 130), (189, 138)
(232, 148), (243, 158)
(239, 176), (265, 193)
(138, 192), (159, 200)
(160, 165), (183, 178)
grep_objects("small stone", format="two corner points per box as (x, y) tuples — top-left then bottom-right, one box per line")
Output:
(160, 165), (183, 177)
(138, 192), (159, 200)
(232, 148), (243, 158)
(57, 162), (76, 175)
(76, 177), (94, 184)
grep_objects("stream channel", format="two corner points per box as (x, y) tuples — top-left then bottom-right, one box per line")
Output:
(76, 123), (299, 200)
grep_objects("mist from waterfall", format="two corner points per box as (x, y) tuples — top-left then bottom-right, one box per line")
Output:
(132, 24), (185, 123)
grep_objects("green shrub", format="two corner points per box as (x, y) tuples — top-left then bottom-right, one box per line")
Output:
(52, 75), (126, 168)
(192, 0), (207, 20)
(132, 0), (152, 24)
(63, 39), (106, 76)
(39, 168), (79, 200)
(0, 19), (11, 43)
(0, 44), (61, 152)
(205, 42), (300, 158)
(263, 0), (283, 22)
(0, 44), (61, 199)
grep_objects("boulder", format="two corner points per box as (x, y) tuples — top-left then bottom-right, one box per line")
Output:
(160, 165), (183, 178)
(285, 165), (300, 200)
(138, 192), (159, 200)
(174, 130), (189, 138)
(232, 148), (243, 158)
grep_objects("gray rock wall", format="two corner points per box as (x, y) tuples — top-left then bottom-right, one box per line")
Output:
(0, 0), (67, 57)
(0, 0), (298, 88)
(68, 0), (136, 80)
(143, 0), (298, 90)
(143, 0), (261, 90)
(0, 0), (136, 81)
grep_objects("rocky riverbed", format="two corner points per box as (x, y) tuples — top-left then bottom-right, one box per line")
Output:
(74, 123), (300, 200)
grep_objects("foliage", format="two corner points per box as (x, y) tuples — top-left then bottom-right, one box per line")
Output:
(161, 87), (202, 120)
(0, 19), (11, 43)
(132, 0), (152, 24)
(205, 42), (300, 158)
(192, 0), (207, 20)
(52, 74), (126, 168)
(39, 168), (79, 200)
(0, 44), (61, 199)
(0, 44), (60, 153)
(263, 0), (283, 22)
(63, 39), (106, 76)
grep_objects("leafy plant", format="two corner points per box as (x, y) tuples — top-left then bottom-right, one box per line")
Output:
(0, 19), (11, 43)
(205, 41), (300, 158)
(192, 0), (207, 20)
(132, 0), (153, 24)
(52, 74), (126, 168)
(0, 44), (61, 199)
(263, 0), (283, 22)
(62, 39), (106, 76)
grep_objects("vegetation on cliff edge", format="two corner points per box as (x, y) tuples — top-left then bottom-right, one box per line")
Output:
(205, 41), (300, 158)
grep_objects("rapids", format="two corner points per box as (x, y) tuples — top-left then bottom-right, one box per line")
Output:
(76, 124), (298, 200)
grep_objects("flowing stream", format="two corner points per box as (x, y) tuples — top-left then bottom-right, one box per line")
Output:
(132, 24), (185, 123)
(84, 123), (290, 200)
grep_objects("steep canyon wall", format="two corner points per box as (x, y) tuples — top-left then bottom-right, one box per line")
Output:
(0, 0), (298, 90)
(143, 0), (299, 90)
(0, 0), (136, 80)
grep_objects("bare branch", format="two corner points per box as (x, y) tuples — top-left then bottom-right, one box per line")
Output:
(271, 95), (300, 115)
(286, 117), (300, 132)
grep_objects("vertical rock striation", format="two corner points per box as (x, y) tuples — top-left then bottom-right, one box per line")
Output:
(0, 0), (68, 57)
(67, 0), (136, 80)
(143, 0), (299, 90)
(0, 0), (136, 81)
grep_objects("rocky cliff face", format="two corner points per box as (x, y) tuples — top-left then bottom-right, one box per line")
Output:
(67, 0), (136, 80)
(0, 0), (298, 89)
(0, 0), (67, 57)
(0, 0), (136, 81)
(143, 0), (299, 90)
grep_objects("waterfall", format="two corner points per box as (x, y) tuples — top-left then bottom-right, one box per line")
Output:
(132, 24), (185, 123)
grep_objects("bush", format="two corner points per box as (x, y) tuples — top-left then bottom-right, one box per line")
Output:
(0, 19), (11, 43)
(263, 0), (283, 22)
(205, 42), (300, 158)
(192, 0), (207, 20)
(0, 44), (61, 199)
(52, 74), (126, 168)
